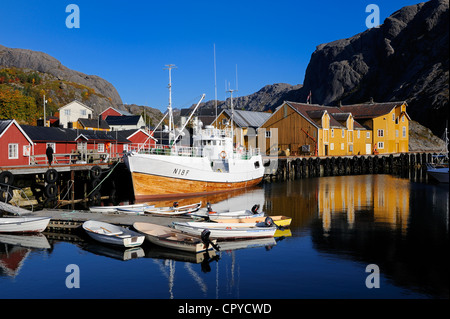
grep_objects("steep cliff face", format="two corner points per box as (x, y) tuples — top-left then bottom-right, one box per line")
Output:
(293, 0), (449, 136)
(0, 44), (123, 114)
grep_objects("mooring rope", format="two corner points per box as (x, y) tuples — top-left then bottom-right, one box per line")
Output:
(84, 161), (121, 200)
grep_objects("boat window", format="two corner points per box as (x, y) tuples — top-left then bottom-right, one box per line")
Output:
(254, 161), (260, 169)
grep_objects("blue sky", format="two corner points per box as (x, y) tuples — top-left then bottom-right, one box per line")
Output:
(1, 0), (422, 112)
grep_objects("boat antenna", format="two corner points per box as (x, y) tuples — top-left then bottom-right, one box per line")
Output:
(164, 64), (177, 145)
(227, 87), (237, 144)
(214, 44), (218, 126)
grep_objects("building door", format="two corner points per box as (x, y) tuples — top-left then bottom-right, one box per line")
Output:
(365, 144), (371, 155)
(324, 144), (328, 156)
(395, 143), (399, 153)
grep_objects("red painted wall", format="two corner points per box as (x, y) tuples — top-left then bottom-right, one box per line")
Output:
(100, 108), (122, 118)
(0, 123), (31, 166)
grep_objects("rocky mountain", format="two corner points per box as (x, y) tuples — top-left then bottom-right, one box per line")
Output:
(288, 0), (449, 137)
(0, 44), (123, 115)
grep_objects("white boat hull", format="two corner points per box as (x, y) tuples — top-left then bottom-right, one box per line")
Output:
(172, 221), (277, 240)
(83, 220), (145, 247)
(125, 153), (264, 200)
(0, 217), (51, 233)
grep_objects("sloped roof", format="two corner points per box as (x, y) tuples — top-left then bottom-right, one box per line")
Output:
(21, 125), (130, 143)
(58, 100), (94, 111)
(222, 109), (272, 128)
(340, 101), (406, 119)
(105, 115), (142, 126)
(100, 107), (132, 116)
(78, 118), (110, 130)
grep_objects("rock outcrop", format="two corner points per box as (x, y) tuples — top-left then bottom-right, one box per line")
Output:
(293, 0), (449, 136)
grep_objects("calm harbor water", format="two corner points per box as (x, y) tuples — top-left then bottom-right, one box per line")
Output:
(0, 174), (448, 299)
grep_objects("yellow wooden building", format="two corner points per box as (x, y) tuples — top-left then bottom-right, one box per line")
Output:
(259, 100), (410, 156)
(340, 101), (409, 154)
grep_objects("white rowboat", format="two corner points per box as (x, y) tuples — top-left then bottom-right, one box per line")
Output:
(172, 221), (277, 240)
(145, 202), (202, 216)
(0, 217), (51, 233)
(82, 220), (145, 247)
(89, 203), (153, 214)
(133, 222), (217, 253)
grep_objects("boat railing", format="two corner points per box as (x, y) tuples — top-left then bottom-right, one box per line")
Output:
(136, 145), (203, 157)
(232, 148), (261, 160)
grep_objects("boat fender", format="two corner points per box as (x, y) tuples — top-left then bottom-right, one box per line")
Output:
(251, 204), (260, 214)
(220, 151), (227, 159)
(91, 166), (102, 178)
(45, 183), (58, 199)
(44, 169), (58, 184)
(0, 171), (14, 185)
(264, 216), (274, 227)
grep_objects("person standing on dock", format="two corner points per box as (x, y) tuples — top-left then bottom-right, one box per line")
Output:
(46, 145), (54, 167)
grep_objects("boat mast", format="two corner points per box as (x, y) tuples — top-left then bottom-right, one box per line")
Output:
(164, 64), (177, 145)
(227, 88), (236, 144)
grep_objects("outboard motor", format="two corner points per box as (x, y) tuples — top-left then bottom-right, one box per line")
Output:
(201, 229), (220, 251)
(264, 216), (274, 227)
(251, 204), (260, 214)
(173, 201), (179, 208)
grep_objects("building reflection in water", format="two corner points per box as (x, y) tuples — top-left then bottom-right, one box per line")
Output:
(318, 175), (410, 235)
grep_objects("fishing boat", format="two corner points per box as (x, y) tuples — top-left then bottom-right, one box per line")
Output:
(82, 220), (145, 247)
(171, 219), (277, 240)
(133, 222), (218, 253)
(123, 65), (264, 200)
(0, 217), (51, 233)
(213, 215), (292, 227)
(144, 201), (202, 216)
(89, 203), (154, 214)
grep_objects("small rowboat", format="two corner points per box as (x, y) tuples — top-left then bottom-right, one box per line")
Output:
(133, 222), (218, 253)
(172, 219), (277, 240)
(89, 203), (153, 214)
(145, 201), (202, 216)
(82, 220), (145, 247)
(214, 215), (292, 227)
(0, 217), (51, 233)
(190, 204), (263, 220)
(115, 205), (155, 214)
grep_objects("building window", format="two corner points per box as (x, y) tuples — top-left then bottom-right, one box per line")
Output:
(341, 143), (344, 150)
(392, 113), (395, 121)
(396, 130), (399, 137)
(357, 130), (360, 139)
(265, 130), (271, 138)
(330, 143), (334, 150)
(378, 142), (384, 149)
(98, 143), (105, 152)
(366, 132), (370, 139)
(402, 126), (406, 137)
(342, 130), (345, 138)
(64, 109), (71, 116)
(349, 144), (353, 152)
(81, 109), (87, 116)
(331, 129), (334, 138)
(402, 116), (405, 122)
(377, 129), (384, 137)
(8, 144), (19, 159)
